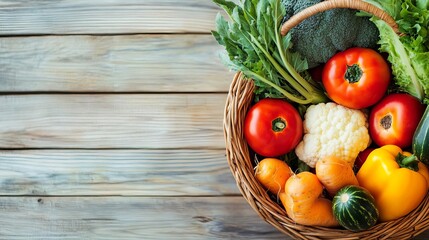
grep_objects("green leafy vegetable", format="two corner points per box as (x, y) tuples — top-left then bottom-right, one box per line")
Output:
(360, 0), (402, 19)
(373, 19), (429, 103)
(212, 0), (327, 104)
(363, 0), (429, 103)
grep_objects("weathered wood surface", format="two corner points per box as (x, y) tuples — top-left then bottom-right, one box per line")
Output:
(0, 196), (285, 240)
(0, 0), (224, 35)
(0, 35), (233, 92)
(0, 149), (238, 196)
(0, 196), (427, 240)
(0, 94), (225, 149)
(0, 193), (427, 240)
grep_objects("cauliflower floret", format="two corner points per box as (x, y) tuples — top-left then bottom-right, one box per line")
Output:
(295, 102), (370, 168)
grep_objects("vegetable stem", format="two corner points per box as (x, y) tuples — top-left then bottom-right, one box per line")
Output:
(249, 35), (311, 99)
(396, 153), (419, 171)
(272, 7), (315, 94)
(272, 2), (327, 103)
(345, 64), (363, 83)
(242, 70), (313, 105)
(272, 117), (286, 132)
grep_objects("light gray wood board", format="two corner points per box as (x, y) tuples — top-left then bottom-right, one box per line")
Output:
(0, 94), (226, 149)
(0, 196), (287, 240)
(0, 196), (427, 239)
(0, 0), (227, 35)
(0, 35), (234, 92)
(0, 149), (239, 196)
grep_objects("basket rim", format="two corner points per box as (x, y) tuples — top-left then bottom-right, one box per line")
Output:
(280, 0), (400, 36)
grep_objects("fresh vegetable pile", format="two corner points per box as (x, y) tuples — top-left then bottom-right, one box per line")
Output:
(213, 0), (429, 232)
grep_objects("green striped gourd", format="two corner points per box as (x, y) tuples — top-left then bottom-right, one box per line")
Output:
(332, 185), (378, 231)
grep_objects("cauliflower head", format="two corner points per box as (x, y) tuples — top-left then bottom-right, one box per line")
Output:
(295, 102), (370, 168)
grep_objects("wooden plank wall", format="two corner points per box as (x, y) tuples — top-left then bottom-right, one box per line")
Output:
(0, 0), (286, 239)
(0, 0), (222, 34)
(0, 35), (232, 92)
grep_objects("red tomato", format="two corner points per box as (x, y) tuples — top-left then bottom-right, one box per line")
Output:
(369, 93), (425, 148)
(354, 148), (375, 172)
(322, 47), (391, 109)
(244, 98), (303, 157)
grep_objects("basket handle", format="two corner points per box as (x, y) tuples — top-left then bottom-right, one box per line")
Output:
(280, 0), (400, 36)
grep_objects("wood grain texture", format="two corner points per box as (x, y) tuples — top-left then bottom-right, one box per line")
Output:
(0, 34), (233, 92)
(0, 0), (225, 35)
(1, 196), (428, 240)
(0, 196), (287, 240)
(0, 149), (238, 196)
(0, 94), (226, 149)
(1, 196), (428, 239)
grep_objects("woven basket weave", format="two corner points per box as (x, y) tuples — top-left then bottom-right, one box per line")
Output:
(223, 1), (429, 239)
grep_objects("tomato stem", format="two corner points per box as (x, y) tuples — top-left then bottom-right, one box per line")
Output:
(345, 64), (363, 83)
(272, 118), (286, 132)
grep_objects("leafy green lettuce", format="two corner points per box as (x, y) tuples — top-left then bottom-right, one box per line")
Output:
(364, 0), (429, 103)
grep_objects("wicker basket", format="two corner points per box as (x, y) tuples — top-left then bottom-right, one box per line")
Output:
(223, 1), (429, 239)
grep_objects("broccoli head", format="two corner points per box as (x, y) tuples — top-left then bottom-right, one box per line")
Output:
(281, 0), (380, 68)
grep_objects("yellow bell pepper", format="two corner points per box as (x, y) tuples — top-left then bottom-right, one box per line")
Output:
(356, 145), (429, 222)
